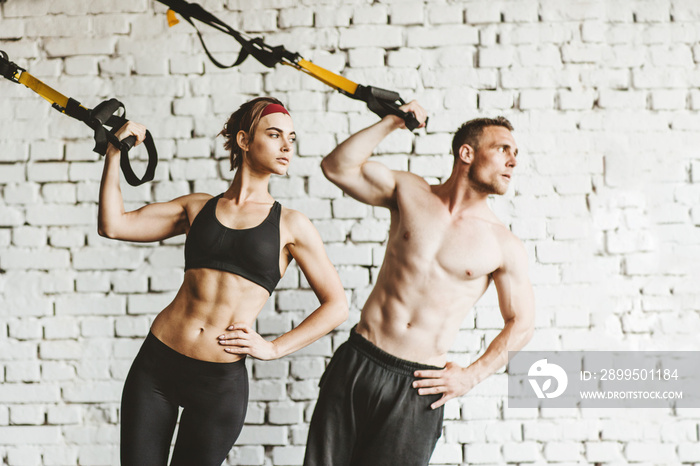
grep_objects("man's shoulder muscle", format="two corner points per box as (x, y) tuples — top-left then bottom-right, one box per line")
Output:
(394, 170), (432, 192)
(493, 227), (529, 275)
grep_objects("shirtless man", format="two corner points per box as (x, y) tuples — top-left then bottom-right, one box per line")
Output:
(303, 102), (535, 466)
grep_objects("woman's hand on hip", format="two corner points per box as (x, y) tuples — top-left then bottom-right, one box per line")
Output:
(218, 323), (279, 360)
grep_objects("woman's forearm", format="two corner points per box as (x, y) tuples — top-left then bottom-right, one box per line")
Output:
(97, 149), (126, 238)
(270, 299), (349, 359)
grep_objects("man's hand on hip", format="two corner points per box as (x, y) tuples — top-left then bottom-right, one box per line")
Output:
(413, 361), (478, 409)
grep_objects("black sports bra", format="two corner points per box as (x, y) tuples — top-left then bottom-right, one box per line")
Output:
(184, 194), (282, 294)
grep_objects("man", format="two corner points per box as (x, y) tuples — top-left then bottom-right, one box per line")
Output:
(303, 101), (535, 466)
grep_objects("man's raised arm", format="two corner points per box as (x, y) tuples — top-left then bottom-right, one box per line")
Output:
(321, 101), (427, 208)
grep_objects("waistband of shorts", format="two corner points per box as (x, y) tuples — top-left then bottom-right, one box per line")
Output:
(348, 326), (444, 377)
(143, 331), (246, 377)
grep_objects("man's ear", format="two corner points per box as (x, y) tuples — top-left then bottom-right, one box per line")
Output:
(236, 130), (249, 152)
(458, 143), (474, 164)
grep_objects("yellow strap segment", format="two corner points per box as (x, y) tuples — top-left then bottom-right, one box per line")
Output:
(292, 58), (358, 95)
(17, 71), (69, 109)
(167, 9), (180, 27)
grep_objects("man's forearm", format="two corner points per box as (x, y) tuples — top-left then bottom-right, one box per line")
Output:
(412, 319), (533, 409)
(467, 318), (534, 386)
(321, 115), (402, 176)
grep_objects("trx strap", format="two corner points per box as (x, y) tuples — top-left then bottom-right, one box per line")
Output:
(157, 0), (424, 130)
(0, 50), (158, 186)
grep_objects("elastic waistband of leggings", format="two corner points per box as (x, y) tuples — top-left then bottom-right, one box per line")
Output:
(348, 326), (444, 377)
(143, 331), (246, 378)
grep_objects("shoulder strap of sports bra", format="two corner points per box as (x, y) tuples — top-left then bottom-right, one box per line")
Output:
(270, 201), (282, 223)
(191, 193), (222, 224)
(201, 193), (222, 213)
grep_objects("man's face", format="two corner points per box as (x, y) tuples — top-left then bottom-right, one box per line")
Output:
(467, 126), (518, 195)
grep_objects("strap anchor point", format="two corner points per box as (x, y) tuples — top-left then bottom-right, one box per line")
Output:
(167, 9), (180, 27)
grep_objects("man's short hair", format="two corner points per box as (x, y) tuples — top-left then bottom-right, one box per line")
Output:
(451, 116), (514, 158)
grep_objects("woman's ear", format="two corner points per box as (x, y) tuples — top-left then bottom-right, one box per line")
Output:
(458, 143), (474, 164)
(236, 130), (249, 152)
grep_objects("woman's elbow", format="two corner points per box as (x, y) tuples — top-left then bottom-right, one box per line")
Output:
(337, 304), (349, 326)
(97, 222), (118, 239)
(330, 297), (349, 327)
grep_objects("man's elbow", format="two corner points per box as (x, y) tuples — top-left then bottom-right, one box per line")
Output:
(522, 324), (534, 346)
(518, 318), (535, 348)
(320, 156), (339, 183)
(507, 315), (535, 350)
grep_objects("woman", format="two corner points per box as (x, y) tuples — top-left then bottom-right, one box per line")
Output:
(98, 97), (348, 466)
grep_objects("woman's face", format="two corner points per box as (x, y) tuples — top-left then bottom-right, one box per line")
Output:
(239, 112), (296, 175)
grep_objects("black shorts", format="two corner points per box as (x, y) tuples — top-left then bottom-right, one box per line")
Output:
(304, 327), (445, 466)
(120, 332), (248, 466)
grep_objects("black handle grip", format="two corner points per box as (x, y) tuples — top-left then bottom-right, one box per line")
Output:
(403, 111), (420, 131)
(369, 87), (401, 102)
(91, 98), (124, 125)
(121, 135), (137, 151)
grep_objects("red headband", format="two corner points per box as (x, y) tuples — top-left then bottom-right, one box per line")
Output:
(261, 103), (290, 118)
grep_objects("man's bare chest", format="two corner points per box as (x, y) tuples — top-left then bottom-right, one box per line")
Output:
(391, 205), (503, 281)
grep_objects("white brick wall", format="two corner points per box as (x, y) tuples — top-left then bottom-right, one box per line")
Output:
(1, 1), (699, 465)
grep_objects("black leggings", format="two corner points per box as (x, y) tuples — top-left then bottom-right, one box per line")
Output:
(120, 332), (248, 466)
(304, 327), (444, 466)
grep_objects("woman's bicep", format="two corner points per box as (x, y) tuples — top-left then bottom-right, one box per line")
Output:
(108, 197), (190, 242)
(287, 215), (345, 303)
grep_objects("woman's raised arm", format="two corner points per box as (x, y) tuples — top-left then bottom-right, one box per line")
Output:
(98, 121), (191, 243)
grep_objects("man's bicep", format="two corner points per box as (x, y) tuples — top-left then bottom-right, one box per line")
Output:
(360, 161), (399, 206)
(328, 160), (398, 208)
(492, 239), (535, 325)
